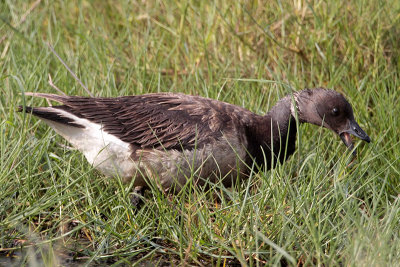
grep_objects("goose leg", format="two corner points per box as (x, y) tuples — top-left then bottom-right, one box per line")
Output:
(130, 186), (145, 208)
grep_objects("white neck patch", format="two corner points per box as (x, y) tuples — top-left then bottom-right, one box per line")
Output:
(289, 93), (300, 118)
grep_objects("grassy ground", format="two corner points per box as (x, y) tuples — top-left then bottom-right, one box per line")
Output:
(1, 0), (399, 266)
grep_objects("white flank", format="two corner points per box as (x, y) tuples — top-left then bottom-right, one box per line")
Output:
(40, 108), (137, 179)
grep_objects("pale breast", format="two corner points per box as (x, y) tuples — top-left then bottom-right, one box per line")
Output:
(130, 132), (249, 191)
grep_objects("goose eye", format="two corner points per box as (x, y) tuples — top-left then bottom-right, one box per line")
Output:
(332, 107), (339, 116)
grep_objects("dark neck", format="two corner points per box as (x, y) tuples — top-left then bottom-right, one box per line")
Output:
(246, 96), (298, 169)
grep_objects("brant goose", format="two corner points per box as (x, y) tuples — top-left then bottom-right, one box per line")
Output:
(20, 88), (370, 192)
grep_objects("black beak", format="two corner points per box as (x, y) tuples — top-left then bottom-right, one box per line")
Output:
(339, 119), (371, 155)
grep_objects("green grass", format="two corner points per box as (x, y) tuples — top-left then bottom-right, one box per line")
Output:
(1, 0), (399, 265)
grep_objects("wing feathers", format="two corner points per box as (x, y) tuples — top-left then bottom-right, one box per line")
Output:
(22, 93), (251, 151)
(19, 106), (85, 128)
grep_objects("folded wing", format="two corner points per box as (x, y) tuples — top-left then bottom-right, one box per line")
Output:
(21, 93), (238, 151)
